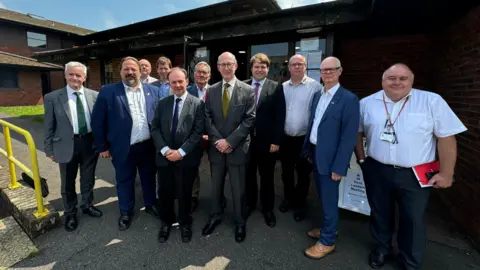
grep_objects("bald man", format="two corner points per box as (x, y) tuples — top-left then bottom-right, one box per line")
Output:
(301, 57), (360, 259)
(139, 59), (158, 84)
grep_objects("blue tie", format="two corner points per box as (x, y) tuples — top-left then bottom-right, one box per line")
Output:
(171, 98), (181, 139)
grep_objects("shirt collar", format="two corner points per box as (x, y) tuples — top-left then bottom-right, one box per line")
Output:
(288, 75), (308, 86)
(67, 85), (84, 96)
(196, 83), (208, 92)
(322, 83), (340, 96)
(376, 88), (414, 103)
(222, 77), (236, 88)
(123, 82), (144, 92)
(174, 90), (188, 102)
(252, 78), (266, 87)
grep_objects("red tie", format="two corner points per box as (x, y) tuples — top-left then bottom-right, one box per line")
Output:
(202, 88), (208, 102)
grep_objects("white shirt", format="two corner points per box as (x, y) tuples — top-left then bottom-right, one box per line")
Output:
(222, 77), (236, 99)
(196, 83), (208, 101)
(160, 91), (189, 157)
(359, 88), (467, 167)
(283, 76), (322, 136)
(66, 85), (92, 134)
(141, 75), (158, 84)
(123, 83), (150, 145)
(251, 78), (266, 104)
(309, 83), (340, 145)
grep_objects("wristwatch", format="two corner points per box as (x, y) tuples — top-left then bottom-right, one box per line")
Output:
(357, 159), (365, 165)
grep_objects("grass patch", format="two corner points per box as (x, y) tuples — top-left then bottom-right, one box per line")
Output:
(0, 105), (44, 123)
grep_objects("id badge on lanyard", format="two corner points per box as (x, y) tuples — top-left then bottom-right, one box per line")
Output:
(380, 94), (409, 144)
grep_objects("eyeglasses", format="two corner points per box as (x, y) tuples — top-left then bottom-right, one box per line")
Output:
(218, 63), (236, 68)
(320, 67), (341, 74)
(289, 63), (305, 67)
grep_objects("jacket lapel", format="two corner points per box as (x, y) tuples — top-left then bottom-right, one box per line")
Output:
(319, 86), (344, 126)
(165, 96), (174, 131)
(176, 94), (192, 133)
(117, 83), (131, 117)
(85, 89), (95, 113)
(256, 79), (270, 108)
(58, 88), (73, 127)
(224, 80), (240, 123)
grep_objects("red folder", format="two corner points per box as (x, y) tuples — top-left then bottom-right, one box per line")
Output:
(412, 161), (440, 187)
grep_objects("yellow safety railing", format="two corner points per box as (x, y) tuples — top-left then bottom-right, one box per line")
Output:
(0, 119), (49, 218)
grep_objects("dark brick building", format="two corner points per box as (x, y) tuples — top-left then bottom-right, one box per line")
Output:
(32, 0), (480, 248)
(0, 8), (94, 106)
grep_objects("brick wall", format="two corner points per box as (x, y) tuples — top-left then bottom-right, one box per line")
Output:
(86, 60), (101, 91)
(49, 71), (64, 91)
(432, 5), (480, 248)
(0, 70), (43, 106)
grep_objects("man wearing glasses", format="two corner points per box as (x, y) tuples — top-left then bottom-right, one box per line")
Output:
(202, 52), (255, 243)
(279, 54), (321, 222)
(302, 56), (360, 259)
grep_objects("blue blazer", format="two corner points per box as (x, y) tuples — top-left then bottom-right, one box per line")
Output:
(91, 82), (162, 165)
(301, 86), (360, 176)
(187, 84), (209, 98)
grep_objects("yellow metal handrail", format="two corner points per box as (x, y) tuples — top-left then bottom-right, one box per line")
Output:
(0, 119), (49, 218)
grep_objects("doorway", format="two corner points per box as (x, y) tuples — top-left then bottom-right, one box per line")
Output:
(40, 71), (51, 96)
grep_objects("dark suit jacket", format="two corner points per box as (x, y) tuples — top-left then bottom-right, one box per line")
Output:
(301, 86), (360, 176)
(151, 93), (205, 167)
(205, 79), (256, 165)
(244, 78), (286, 152)
(91, 82), (163, 165)
(43, 87), (98, 163)
(187, 84), (209, 149)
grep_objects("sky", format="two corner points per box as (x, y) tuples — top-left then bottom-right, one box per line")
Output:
(0, 0), (331, 32)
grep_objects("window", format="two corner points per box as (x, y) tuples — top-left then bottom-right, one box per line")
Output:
(27, 31), (47, 48)
(295, 37), (326, 83)
(0, 67), (19, 88)
(104, 60), (114, 84)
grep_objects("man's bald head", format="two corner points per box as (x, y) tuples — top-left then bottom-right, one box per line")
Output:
(321, 56), (341, 68)
(320, 56), (343, 88)
(382, 63), (415, 102)
(217, 51), (238, 81)
(139, 59), (152, 79)
(382, 63), (414, 80)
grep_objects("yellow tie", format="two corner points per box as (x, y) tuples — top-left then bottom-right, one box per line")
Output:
(222, 83), (230, 118)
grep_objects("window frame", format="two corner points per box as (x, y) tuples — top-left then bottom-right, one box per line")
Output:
(0, 67), (19, 89)
(26, 31), (47, 49)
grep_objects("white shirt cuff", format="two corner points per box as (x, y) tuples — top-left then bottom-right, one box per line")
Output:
(161, 147), (170, 156)
(178, 148), (186, 157)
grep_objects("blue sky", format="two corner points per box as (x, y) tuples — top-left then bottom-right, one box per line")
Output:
(0, 0), (328, 31)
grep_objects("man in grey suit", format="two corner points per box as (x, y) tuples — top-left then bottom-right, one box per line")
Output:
(201, 52), (256, 243)
(151, 67), (205, 243)
(43, 61), (102, 232)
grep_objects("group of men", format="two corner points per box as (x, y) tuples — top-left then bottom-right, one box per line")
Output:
(43, 50), (466, 270)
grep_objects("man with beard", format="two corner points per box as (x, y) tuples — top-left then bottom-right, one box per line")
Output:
(139, 59), (158, 84)
(91, 56), (164, 231)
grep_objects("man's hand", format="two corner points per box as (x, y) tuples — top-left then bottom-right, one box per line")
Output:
(99, 151), (111, 158)
(202, 135), (209, 141)
(270, 144), (279, 153)
(165, 149), (175, 157)
(49, 156), (55, 162)
(331, 172), (342, 181)
(222, 147), (233, 154)
(215, 139), (230, 152)
(429, 172), (453, 189)
(166, 150), (183, 162)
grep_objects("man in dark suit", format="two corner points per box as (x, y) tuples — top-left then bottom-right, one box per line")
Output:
(152, 67), (205, 243)
(43, 61), (102, 232)
(202, 52), (256, 243)
(302, 57), (359, 259)
(244, 53), (285, 227)
(91, 56), (166, 231)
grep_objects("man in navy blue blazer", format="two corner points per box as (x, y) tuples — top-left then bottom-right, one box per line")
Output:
(91, 56), (166, 231)
(301, 57), (359, 259)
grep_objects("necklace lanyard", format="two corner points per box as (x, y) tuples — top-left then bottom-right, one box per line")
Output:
(383, 94), (409, 127)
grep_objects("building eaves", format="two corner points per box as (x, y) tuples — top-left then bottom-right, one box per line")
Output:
(0, 51), (63, 70)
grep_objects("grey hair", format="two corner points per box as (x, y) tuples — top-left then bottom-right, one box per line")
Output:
(382, 63), (415, 80)
(217, 52), (237, 63)
(195, 61), (211, 73)
(320, 56), (342, 68)
(65, 61), (87, 76)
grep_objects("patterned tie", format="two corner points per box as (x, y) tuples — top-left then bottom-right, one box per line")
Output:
(171, 98), (182, 139)
(254, 82), (260, 104)
(222, 83), (230, 118)
(202, 88), (208, 102)
(73, 92), (88, 135)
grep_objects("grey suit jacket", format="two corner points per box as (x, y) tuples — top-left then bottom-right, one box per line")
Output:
(43, 87), (98, 163)
(205, 79), (256, 165)
(151, 93), (205, 167)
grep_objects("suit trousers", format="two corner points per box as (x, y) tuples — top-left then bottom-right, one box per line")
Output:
(112, 139), (157, 215)
(59, 133), (99, 216)
(210, 158), (246, 225)
(246, 136), (277, 212)
(362, 157), (431, 270)
(157, 164), (196, 225)
(192, 147), (207, 198)
(279, 135), (312, 208)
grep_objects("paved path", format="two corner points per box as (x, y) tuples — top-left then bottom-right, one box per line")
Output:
(1, 112), (479, 270)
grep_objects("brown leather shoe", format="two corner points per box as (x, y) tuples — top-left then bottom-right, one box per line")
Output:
(304, 243), (335, 259)
(307, 228), (321, 239)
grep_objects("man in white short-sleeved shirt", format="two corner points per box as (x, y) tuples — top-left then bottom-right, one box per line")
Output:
(354, 63), (467, 270)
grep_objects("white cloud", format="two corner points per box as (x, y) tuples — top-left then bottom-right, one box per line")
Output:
(276, 0), (335, 9)
(0, 1), (6, 9)
(103, 11), (119, 30)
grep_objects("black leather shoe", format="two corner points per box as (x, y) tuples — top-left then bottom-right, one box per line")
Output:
(202, 218), (222, 236)
(278, 200), (291, 213)
(263, 211), (276, 227)
(118, 214), (133, 231)
(64, 215), (78, 232)
(235, 225), (246, 243)
(145, 205), (161, 218)
(180, 225), (192, 243)
(369, 251), (388, 269)
(191, 197), (199, 213)
(82, 206), (103, 218)
(293, 209), (306, 222)
(158, 223), (171, 243)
